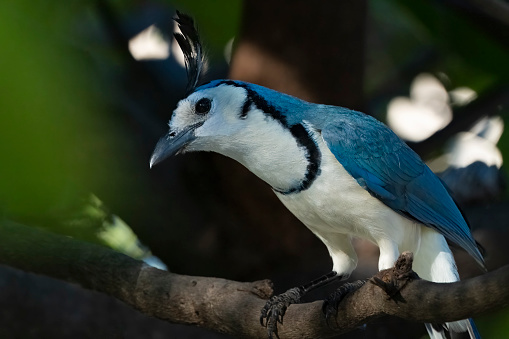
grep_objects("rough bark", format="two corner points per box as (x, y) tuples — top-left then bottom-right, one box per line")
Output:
(1, 221), (508, 338)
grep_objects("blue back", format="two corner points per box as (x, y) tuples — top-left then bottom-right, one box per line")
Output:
(197, 80), (485, 268)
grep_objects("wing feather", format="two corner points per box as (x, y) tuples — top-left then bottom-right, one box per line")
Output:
(322, 111), (484, 268)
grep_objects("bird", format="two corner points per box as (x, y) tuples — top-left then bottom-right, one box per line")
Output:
(151, 12), (485, 339)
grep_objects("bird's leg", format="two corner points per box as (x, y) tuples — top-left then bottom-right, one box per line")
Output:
(322, 279), (367, 327)
(322, 252), (417, 328)
(260, 271), (340, 338)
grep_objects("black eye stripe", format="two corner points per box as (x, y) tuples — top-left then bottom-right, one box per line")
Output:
(195, 98), (211, 114)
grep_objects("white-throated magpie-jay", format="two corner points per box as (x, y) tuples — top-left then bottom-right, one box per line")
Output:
(151, 12), (485, 339)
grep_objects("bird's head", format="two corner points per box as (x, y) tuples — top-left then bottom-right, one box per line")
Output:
(149, 80), (253, 167)
(149, 12), (253, 167)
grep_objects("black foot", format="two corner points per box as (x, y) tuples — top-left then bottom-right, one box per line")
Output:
(371, 269), (417, 300)
(260, 287), (303, 339)
(322, 280), (367, 327)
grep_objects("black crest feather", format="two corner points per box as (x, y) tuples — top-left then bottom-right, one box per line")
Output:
(174, 11), (204, 95)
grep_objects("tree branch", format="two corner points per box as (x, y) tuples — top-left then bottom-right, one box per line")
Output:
(1, 221), (508, 338)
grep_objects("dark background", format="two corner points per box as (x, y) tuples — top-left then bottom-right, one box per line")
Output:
(1, 0), (509, 338)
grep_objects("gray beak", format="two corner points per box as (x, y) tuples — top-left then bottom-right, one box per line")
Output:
(149, 125), (198, 168)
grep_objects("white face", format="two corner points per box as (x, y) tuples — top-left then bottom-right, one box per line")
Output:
(170, 84), (248, 153)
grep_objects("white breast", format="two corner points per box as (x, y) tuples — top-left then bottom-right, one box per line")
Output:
(275, 135), (410, 239)
(275, 134), (422, 275)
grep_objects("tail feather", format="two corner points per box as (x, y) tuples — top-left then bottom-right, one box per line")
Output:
(466, 318), (481, 339)
(425, 323), (447, 339)
(425, 319), (480, 339)
(415, 228), (482, 338)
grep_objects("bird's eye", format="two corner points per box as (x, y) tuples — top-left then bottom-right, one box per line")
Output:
(195, 98), (212, 114)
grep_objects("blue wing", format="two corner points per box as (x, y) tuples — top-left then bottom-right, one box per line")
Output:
(321, 110), (484, 267)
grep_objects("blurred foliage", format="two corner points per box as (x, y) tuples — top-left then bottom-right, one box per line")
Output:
(1, 0), (508, 335)
(0, 0), (241, 258)
(396, 1), (509, 89)
(107, 0), (241, 59)
(62, 194), (149, 259)
(0, 1), (142, 253)
(476, 308), (509, 338)
(2, 0), (507, 246)
(0, 1), (106, 217)
(369, 0), (509, 184)
(368, 0), (507, 96)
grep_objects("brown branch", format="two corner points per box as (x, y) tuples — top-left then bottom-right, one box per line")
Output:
(1, 220), (509, 338)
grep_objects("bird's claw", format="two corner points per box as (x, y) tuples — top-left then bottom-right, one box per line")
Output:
(322, 280), (367, 328)
(260, 287), (303, 338)
(322, 290), (342, 327)
(322, 300), (337, 326)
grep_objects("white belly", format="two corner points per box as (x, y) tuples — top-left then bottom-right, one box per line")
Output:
(274, 138), (422, 275)
(276, 142), (418, 245)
